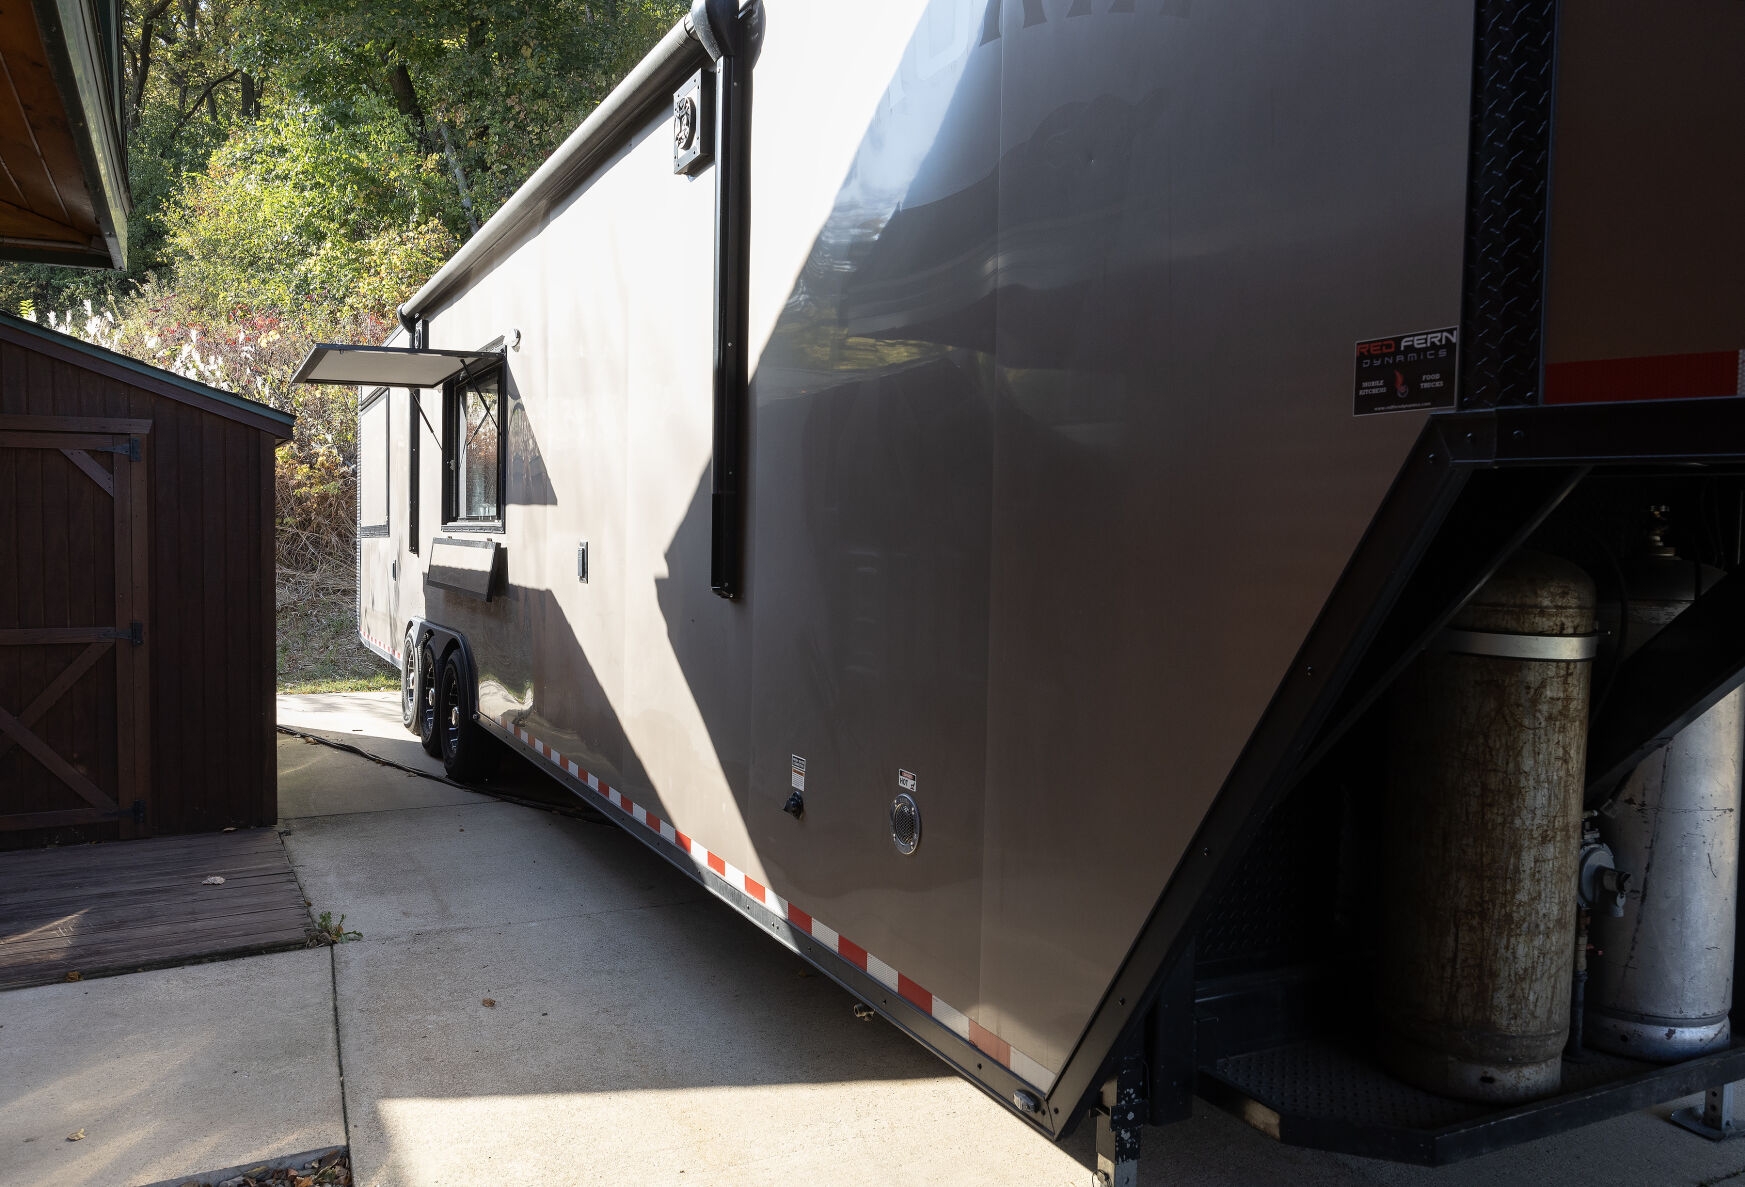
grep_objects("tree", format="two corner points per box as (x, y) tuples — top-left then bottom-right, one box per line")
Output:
(162, 93), (462, 319)
(234, 0), (687, 223)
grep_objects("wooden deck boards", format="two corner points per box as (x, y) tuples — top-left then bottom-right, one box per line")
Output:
(0, 828), (311, 989)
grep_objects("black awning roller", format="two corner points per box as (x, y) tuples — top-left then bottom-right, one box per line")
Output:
(291, 343), (497, 388)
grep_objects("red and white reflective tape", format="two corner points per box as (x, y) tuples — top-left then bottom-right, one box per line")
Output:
(1545, 349), (1745, 404)
(497, 712), (1056, 1091)
(358, 627), (403, 664)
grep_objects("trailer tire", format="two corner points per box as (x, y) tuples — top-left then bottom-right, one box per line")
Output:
(400, 628), (420, 732)
(438, 650), (496, 783)
(417, 644), (442, 757)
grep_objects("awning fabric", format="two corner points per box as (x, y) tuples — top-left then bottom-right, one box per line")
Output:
(291, 344), (497, 388)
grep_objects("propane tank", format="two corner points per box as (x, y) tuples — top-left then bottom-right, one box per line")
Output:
(1380, 551), (1597, 1102)
(1586, 525), (1742, 1061)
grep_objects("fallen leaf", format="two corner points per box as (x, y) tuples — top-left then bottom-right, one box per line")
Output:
(482, 998), (496, 1008)
(64, 971), (82, 982)
(203, 876), (226, 885)
(66, 1129), (84, 1141)
(222, 826), (237, 832)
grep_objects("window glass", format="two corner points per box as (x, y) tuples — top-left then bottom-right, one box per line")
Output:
(359, 391), (388, 530)
(453, 370), (500, 521)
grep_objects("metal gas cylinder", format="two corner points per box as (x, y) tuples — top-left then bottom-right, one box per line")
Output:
(1380, 551), (1597, 1102)
(1587, 541), (1743, 1061)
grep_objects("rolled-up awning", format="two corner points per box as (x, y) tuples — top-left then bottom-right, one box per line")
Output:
(291, 343), (498, 388)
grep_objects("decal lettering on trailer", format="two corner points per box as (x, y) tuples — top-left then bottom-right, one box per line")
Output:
(496, 713), (1057, 1092)
(1353, 326), (1459, 416)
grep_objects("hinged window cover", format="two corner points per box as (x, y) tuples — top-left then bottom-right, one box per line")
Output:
(426, 537), (500, 601)
(291, 343), (497, 388)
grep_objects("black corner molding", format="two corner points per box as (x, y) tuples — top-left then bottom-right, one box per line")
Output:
(1457, 0), (1560, 410)
(691, 0), (761, 599)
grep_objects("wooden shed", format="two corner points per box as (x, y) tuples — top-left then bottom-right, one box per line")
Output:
(0, 312), (293, 847)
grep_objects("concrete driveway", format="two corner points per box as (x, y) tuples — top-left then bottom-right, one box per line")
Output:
(5, 691), (1744, 1186)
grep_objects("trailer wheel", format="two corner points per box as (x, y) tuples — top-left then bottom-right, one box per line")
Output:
(438, 650), (496, 782)
(400, 628), (420, 732)
(417, 644), (442, 757)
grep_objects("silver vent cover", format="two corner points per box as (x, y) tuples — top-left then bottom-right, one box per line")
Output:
(890, 793), (920, 855)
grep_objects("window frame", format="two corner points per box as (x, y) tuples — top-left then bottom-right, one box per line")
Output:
(358, 387), (390, 538)
(441, 360), (507, 533)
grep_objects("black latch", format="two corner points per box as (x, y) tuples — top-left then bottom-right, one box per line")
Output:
(129, 621), (144, 646)
(782, 790), (804, 819)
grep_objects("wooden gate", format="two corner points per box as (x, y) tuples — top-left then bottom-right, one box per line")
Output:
(0, 416), (150, 837)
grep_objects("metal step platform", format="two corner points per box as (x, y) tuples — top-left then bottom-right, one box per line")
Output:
(1198, 1035), (1745, 1165)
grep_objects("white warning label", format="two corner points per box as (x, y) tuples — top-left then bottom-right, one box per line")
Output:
(897, 769), (917, 793)
(790, 754), (806, 792)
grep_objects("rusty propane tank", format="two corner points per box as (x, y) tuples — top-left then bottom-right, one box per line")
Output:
(1586, 533), (1742, 1061)
(1380, 550), (1597, 1102)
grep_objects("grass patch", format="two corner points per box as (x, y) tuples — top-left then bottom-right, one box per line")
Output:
(280, 671), (398, 694)
(276, 563), (397, 694)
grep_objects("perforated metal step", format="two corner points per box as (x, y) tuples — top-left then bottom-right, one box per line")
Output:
(1199, 1035), (1745, 1165)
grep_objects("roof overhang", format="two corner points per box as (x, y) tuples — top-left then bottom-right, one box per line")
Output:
(291, 344), (499, 389)
(0, 0), (132, 269)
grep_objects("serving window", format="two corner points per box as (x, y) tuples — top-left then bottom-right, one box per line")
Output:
(443, 364), (503, 529)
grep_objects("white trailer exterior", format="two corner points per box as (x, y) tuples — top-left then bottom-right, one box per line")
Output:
(307, 0), (1745, 1176)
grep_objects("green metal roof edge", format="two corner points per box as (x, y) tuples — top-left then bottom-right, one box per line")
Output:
(0, 310), (296, 431)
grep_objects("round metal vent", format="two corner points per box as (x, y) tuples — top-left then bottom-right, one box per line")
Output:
(890, 793), (920, 855)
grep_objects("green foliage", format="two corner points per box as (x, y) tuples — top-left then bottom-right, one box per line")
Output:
(164, 94), (462, 319)
(277, 448), (357, 569)
(235, 0), (688, 221)
(41, 281), (391, 464)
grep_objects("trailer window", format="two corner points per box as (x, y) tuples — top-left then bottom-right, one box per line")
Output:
(359, 389), (388, 536)
(445, 366), (502, 526)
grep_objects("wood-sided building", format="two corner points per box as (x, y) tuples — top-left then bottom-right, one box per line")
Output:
(0, 312), (292, 847)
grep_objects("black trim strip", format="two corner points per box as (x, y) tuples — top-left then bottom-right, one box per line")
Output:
(1456, 0), (1560, 410)
(694, 0), (761, 599)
